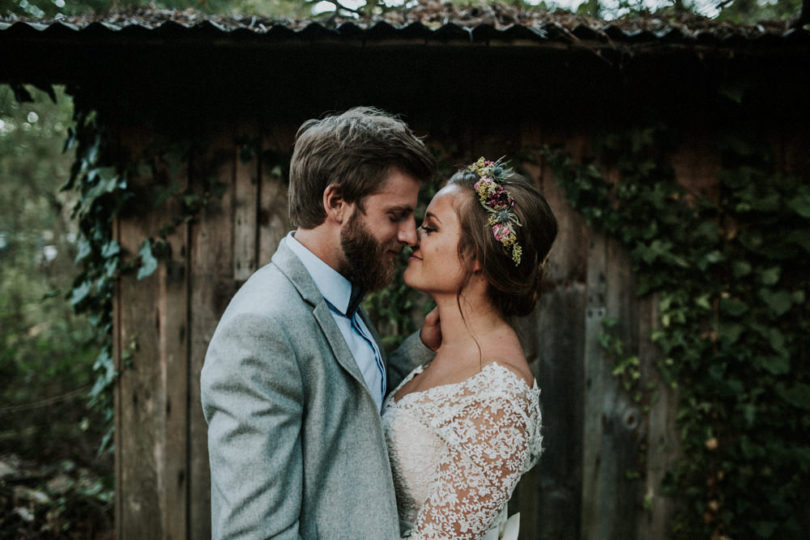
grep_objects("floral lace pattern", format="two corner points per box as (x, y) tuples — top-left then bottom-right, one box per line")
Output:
(382, 362), (542, 540)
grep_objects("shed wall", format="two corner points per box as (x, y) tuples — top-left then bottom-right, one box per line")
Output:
(112, 117), (806, 539)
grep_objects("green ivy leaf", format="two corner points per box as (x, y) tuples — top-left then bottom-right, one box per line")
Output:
(742, 403), (756, 427)
(777, 383), (810, 411)
(75, 237), (92, 263)
(758, 355), (790, 375)
(101, 240), (120, 259)
(759, 288), (793, 317)
(720, 297), (749, 317)
(760, 266), (780, 286)
(694, 294), (711, 310)
(785, 229), (810, 252)
(718, 322), (743, 345)
(70, 280), (92, 307)
(137, 240), (158, 280)
(733, 260), (751, 278)
(786, 186), (810, 218)
(752, 520), (778, 538)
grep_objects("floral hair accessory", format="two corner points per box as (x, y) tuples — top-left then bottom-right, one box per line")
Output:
(464, 157), (523, 266)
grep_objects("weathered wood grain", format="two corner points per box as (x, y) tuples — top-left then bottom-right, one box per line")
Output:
(188, 129), (238, 540)
(116, 136), (163, 540)
(534, 284), (587, 540)
(637, 295), (680, 540)
(580, 228), (609, 540)
(602, 232), (643, 540)
(112, 124), (700, 540)
(258, 131), (292, 266)
(116, 130), (190, 540)
(233, 124), (260, 282)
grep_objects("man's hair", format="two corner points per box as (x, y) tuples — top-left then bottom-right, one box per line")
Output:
(288, 107), (436, 228)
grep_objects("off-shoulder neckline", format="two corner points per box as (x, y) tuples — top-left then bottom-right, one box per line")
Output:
(388, 361), (536, 407)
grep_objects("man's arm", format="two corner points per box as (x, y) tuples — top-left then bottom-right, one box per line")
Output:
(387, 308), (440, 391)
(201, 313), (304, 540)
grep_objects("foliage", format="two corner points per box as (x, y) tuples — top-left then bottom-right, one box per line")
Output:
(0, 85), (113, 534)
(0, 0), (314, 19)
(62, 91), (237, 464)
(543, 110), (810, 537)
(61, 93), (133, 456)
(716, 0), (803, 23)
(0, 455), (112, 539)
(0, 85), (103, 455)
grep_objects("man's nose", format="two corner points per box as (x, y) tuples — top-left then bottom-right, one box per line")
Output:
(398, 218), (418, 247)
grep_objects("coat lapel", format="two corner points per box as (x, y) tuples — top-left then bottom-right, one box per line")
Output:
(271, 238), (369, 391)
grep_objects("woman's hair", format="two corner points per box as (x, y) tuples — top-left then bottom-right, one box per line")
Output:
(448, 166), (558, 318)
(288, 106), (436, 228)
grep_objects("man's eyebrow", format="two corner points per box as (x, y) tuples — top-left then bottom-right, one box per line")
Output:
(386, 205), (414, 215)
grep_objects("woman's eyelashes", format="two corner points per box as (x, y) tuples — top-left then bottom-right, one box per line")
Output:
(419, 224), (437, 235)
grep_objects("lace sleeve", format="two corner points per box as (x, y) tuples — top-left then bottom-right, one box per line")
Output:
(410, 391), (533, 540)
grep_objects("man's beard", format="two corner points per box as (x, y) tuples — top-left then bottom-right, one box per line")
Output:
(339, 210), (398, 292)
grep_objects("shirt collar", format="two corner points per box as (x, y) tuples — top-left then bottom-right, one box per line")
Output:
(286, 231), (355, 316)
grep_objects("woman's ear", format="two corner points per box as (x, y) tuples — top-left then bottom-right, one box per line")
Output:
(461, 248), (483, 273)
(323, 184), (350, 224)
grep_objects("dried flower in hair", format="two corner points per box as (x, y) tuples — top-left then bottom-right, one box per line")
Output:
(467, 157), (523, 265)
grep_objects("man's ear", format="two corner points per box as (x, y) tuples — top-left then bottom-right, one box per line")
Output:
(323, 184), (351, 224)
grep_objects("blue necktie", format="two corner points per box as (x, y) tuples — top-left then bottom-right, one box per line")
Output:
(344, 285), (386, 404)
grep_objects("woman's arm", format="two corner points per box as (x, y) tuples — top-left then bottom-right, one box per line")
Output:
(410, 395), (531, 540)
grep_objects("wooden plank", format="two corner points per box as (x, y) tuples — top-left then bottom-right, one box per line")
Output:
(534, 133), (590, 286)
(512, 306), (540, 540)
(533, 285), (587, 540)
(637, 295), (680, 540)
(600, 235), (642, 540)
(116, 132), (191, 540)
(155, 153), (191, 540)
(188, 127), (238, 540)
(113, 196), (123, 540)
(258, 133), (291, 266)
(581, 236), (644, 540)
(670, 135), (721, 204)
(117, 134), (163, 540)
(580, 228), (608, 540)
(233, 125), (260, 281)
(521, 130), (589, 539)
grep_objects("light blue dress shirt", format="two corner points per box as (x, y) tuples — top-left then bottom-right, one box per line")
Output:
(286, 232), (386, 410)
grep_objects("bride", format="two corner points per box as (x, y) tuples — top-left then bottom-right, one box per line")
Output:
(382, 158), (558, 540)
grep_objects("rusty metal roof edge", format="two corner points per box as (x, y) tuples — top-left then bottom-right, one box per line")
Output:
(1, 17), (808, 47)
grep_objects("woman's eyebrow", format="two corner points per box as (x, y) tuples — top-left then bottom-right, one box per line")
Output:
(424, 211), (441, 224)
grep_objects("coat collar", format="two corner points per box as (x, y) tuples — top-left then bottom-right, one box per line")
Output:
(270, 236), (373, 389)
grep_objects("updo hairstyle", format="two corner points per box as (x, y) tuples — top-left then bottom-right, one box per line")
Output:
(448, 168), (558, 318)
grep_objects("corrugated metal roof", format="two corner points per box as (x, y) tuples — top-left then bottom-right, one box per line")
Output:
(2, 4), (808, 49)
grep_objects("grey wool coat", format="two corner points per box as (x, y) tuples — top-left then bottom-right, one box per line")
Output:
(201, 237), (431, 540)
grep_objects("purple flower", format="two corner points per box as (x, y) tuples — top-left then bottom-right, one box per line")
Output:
(492, 223), (512, 242)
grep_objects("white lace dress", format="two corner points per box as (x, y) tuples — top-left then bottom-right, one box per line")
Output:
(382, 362), (542, 540)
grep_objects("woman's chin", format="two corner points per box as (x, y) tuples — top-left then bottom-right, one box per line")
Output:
(402, 268), (418, 289)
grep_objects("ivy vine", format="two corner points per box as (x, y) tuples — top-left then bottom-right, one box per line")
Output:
(543, 119), (810, 538)
(63, 97), (232, 453)
(60, 86), (810, 539)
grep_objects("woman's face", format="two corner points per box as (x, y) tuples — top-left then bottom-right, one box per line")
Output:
(403, 184), (470, 295)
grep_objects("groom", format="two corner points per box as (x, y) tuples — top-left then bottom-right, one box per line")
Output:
(201, 107), (437, 539)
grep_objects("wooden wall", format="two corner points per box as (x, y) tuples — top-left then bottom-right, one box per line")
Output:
(112, 118), (741, 539)
(113, 121), (293, 539)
